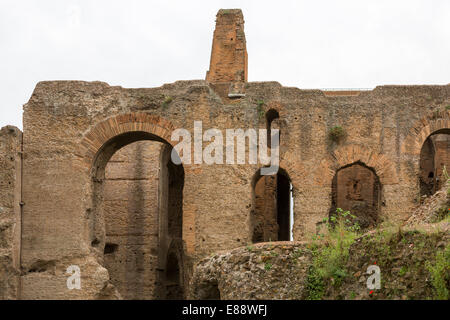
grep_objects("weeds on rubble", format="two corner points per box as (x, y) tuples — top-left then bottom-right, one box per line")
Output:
(446, 105), (450, 110)
(306, 208), (360, 299)
(431, 207), (450, 223)
(328, 126), (346, 142)
(425, 245), (450, 300)
(291, 248), (303, 261)
(264, 262), (272, 271)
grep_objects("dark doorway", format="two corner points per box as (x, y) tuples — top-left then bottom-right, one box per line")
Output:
(251, 169), (293, 242)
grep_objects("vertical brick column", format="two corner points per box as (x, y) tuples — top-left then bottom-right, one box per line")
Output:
(206, 9), (248, 84)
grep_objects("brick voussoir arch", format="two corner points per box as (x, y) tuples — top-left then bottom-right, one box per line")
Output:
(315, 144), (399, 186)
(402, 110), (450, 156)
(80, 112), (176, 167)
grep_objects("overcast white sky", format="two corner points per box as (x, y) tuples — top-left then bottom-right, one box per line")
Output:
(1, 0), (449, 129)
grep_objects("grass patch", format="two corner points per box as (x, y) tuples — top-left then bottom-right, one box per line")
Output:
(426, 245), (450, 300)
(305, 208), (360, 299)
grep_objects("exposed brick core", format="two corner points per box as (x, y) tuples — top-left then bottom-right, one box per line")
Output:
(330, 162), (381, 229)
(432, 133), (450, 189)
(251, 171), (292, 242)
(420, 132), (450, 196)
(252, 175), (277, 242)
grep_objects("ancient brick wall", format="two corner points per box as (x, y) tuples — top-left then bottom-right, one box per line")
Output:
(16, 79), (450, 299)
(0, 126), (21, 299)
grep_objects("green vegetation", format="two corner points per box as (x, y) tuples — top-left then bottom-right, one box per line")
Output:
(291, 248), (303, 261)
(264, 262), (272, 271)
(305, 265), (325, 299)
(270, 251), (279, 257)
(256, 100), (265, 119)
(426, 245), (450, 300)
(328, 126), (346, 142)
(398, 266), (408, 277)
(306, 208), (360, 299)
(162, 96), (173, 109)
(431, 206), (450, 223)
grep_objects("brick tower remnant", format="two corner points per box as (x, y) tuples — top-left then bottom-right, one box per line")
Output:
(206, 9), (248, 98)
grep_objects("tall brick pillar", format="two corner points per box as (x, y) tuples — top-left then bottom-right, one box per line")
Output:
(206, 9), (248, 97)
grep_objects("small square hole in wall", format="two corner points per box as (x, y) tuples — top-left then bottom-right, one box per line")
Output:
(104, 243), (118, 254)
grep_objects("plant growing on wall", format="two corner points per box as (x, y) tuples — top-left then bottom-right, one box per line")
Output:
(328, 125), (346, 142)
(162, 96), (173, 109)
(256, 100), (265, 119)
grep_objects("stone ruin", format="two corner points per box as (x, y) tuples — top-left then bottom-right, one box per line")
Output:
(0, 9), (449, 299)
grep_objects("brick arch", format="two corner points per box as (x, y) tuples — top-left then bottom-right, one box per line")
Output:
(401, 110), (450, 156)
(79, 112), (175, 168)
(314, 144), (399, 186)
(279, 155), (305, 191)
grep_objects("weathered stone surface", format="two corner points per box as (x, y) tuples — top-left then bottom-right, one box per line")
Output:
(189, 242), (312, 299)
(0, 126), (21, 300)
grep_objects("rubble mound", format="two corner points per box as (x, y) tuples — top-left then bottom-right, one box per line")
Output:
(406, 180), (450, 227)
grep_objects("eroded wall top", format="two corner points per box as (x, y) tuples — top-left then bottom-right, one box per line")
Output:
(206, 9), (248, 84)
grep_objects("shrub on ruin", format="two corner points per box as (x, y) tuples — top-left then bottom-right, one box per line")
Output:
(162, 96), (173, 109)
(328, 126), (346, 142)
(256, 100), (265, 119)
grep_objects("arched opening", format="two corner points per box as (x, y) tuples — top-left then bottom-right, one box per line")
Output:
(250, 168), (293, 242)
(330, 161), (381, 229)
(90, 131), (184, 300)
(419, 129), (450, 197)
(266, 109), (279, 148)
(158, 145), (185, 299)
(164, 251), (183, 299)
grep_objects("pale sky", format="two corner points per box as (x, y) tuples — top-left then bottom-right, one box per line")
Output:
(1, 0), (449, 129)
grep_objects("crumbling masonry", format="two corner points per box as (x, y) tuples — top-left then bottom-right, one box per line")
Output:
(0, 9), (449, 299)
